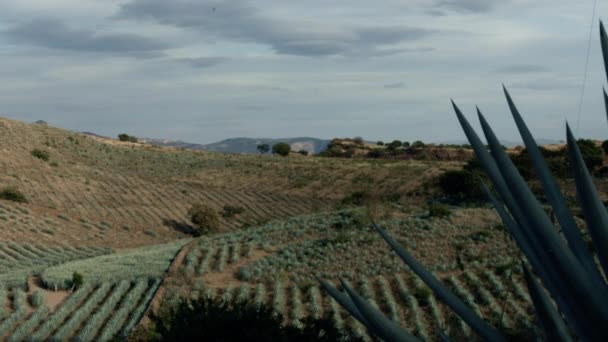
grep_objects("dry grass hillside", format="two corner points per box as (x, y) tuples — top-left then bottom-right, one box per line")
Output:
(0, 117), (456, 250)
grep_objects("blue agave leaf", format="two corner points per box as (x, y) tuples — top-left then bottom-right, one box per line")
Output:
(566, 124), (608, 278)
(316, 277), (369, 326)
(453, 102), (593, 339)
(480, 180), (580, 333)
(600, 21), (608, 83)
(523, 263), (573, 342)
(503, 87), (605, 287)
(477, 109), (608, 340)
(340, 280), (420, 342)
(373, 224), (506, 341)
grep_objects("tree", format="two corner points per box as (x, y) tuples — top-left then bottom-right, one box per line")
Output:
(402, 141), (410, 148)
(272, 142), (291, 156)
(187, 203), (220, 236)
(411, 140), (425, 148)
(376, 141), (384, 146)
(297, 149), (309, 156)
(72, 272), (83, 290)
(387, 140), (402, 150)
(257, 143), (270, 154)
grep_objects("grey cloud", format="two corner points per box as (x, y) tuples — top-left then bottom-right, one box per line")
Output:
(175, 56), (226, 68)
(507, 78), (578, 90)
(383, 81), (404, 89)
(5, 18), (168, 55)
(496, 64), (550, 73)
(430, 0), (503, 14)
(116, 0), (434, 57)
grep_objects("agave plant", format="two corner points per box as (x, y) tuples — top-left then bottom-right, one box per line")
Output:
(319, 21), (608, 342)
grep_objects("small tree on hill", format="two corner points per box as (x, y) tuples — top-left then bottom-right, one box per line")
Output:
(257, 143), (270, 154)
(387, 140), (402, 150)
(411, 140), (425, 148)
(402, 141), (410, 148)
(188, 204), (220, 236)
(118, 134), (138, 143)
(272, 142), (291, 156)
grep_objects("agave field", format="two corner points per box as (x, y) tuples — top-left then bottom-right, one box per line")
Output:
(0, 229), (186, 340)
(159, 210), (534, 340)
(0, 278), (160, 341)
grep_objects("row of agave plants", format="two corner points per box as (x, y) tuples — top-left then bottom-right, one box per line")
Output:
(318, 21), (608, 341)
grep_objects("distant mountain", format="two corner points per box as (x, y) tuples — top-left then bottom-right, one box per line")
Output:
(439, 138), (563, 147)
(139, 137), (331, 154)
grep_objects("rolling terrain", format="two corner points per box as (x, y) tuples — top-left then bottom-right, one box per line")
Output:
(0, 116), (564, 340)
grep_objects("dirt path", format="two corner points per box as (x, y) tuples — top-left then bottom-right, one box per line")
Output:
(202, 249), (269, 288)
(140, 239), (198, 325)
(27, 275), (70, 312)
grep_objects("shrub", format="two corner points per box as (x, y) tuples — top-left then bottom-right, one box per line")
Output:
(72, 272), (83, 290)
(272, 142), (291, 157)
(31, 149), (50, 161)
(428, 202), (451, 218)
(602, 139), (608, 154)
(387, 140), (402, 150)
(0, 187), (28, 203)
(402, 141), (410, 148)
(576, 139), (603, 170)
(222, 205), (245, 218)
(376, 141), (384, 146)
(437, 169), (485, 202)
(188, 204), (220, 236)
(297, 150), (309, 156)
(144, 296), (360, 341)
(118, 133), (138, 142)
(367, 149), (385, 158)
(411, 140), (425, 148)
(353, 136), (364, 145)
(257, 144), (270, 154)
(341, 191), (372, 206)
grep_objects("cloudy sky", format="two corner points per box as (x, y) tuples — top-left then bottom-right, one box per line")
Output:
(0, 0), (607, 144)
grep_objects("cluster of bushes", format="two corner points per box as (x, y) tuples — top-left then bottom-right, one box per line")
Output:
(511, 140), (603, 180)
(222, 205), (245, 218)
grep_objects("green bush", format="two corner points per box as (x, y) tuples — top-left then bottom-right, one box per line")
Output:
(188, 204), (221, 236)
(118, 134), (138, 143)
(428, 202), (451, 218)
(411, 140), (425, 148)
(31, 149), (50, 161)
(367, 149), (386, 158)
(437, 169), (485, 202)
(144, 296), (361, 341)
(72, 271), (83, 289)
(272, 142), (291, 156)
(0, 187), (28, 203)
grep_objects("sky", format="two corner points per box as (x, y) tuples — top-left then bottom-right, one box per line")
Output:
(0, 0), (607, 144)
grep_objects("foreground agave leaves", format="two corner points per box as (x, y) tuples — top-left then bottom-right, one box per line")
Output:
(318, 20), (608, 342)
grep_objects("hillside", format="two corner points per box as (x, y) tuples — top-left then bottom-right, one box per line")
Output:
(0, 116), (590, 341)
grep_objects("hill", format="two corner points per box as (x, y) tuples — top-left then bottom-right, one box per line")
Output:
(139, 137), (331, 154)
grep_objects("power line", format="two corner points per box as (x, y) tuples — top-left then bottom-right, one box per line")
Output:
(576, 0), (599, 135)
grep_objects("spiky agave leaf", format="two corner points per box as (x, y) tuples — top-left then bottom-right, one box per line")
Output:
(316, 277), (368, 326)
(453, 103), (581, 333)
(339, 280), (420, 342)
(600, 21), (608, 84)
(476, 108), (608, 341)
(523, 263), (573, 342)
(373, 224), (506, 342)
(503, 87), (605, 287)
(566, 124), (608, 277)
